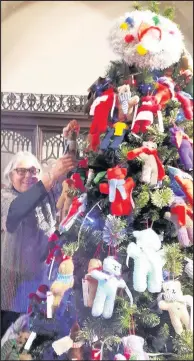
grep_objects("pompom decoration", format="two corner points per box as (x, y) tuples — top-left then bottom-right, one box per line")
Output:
(125, 34), (135, 43)
(125, 17), (134, 27)
(108, 10), (184, 70)
(120, 22), (128, 30)
(136, 44), (148, 56)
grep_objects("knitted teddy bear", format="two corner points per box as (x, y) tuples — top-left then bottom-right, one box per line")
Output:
(127, 141), (165, 187)
(164, 196), (193, 248)
(89, 256), (133, 319)
(117, 84), (139, 120)
(99, 166), (135, 216)
(131, 95), (163, 134)
(56, 179), (76, 223)
(158, 280), (193, 335)
(126, 228), (165, 293)
(50, 256), (74, 311)
(122, 335), (149, 360)
(83, 258), (102, 308)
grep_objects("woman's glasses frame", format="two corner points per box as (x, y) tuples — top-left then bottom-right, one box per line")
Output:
(14, 168), (40, 176)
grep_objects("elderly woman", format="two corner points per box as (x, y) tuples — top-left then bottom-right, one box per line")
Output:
(1, 151), (76, 335)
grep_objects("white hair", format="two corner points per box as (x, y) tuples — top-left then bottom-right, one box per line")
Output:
(3, 151), (42, 187)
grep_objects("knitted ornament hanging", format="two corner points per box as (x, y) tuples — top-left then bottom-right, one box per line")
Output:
(108, 10), (184, 70)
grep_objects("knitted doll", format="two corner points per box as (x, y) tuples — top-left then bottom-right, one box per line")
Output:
(164, 196), (193, 248)
(99, 167), (135, 216)
(170, 126), (193, 171)
(100, 86), (139, 150)
(50, 256), (74, 311)
(154, 77), (193, 120)
(89, 256), (133, 319)
(158, 280), (193, 334)
(127, 141), (165, 187)
(63, 119), (80, 157)
(67, 322), (84, 361)
(174, 172), (193, 207)
(126, 229), (164, 293)
(56, 179), (77, 221)
(83, 258), (102, 308)
(52, 322), (84, 358)
(167, 166), (193, 202)
(89, 87), (117, 151)
(28, 285), (49, 314)
(59, 193), (87, 232)
(131, 95), (163, 134)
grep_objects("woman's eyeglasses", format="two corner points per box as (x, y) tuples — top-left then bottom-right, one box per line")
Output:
(14, 168), (40, 176)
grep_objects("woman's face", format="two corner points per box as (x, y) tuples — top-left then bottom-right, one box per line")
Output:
(10, 158), (41, 193)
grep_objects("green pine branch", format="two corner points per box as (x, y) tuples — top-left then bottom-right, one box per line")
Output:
(163, 243), (184, 277)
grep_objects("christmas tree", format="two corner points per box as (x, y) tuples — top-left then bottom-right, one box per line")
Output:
(2, 2), (193, 360)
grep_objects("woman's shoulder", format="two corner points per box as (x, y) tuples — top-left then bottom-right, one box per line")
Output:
(1, 187), (17, 204)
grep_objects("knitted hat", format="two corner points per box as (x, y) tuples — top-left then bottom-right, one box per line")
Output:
(28, 284), (49, 301)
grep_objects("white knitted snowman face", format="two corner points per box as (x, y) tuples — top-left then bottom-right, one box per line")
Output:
(103, 256), (122, 277)
(108, 10), (184, 70)
(162, 280), (183, 302)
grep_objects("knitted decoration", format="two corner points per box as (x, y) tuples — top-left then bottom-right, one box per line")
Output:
(126, 229), (164, 293)
(108, 10), (184, 70)
(164, 196), (193, 248)
(170, 126), (193, 171)
(89, 256), (133, 319)
(158, 280), (193, 335)
(99, 167), (135, 216)
(50, 257), (74, 311)
(167, 166), (193, 199)
(122, 335), (149, 360)
(127, 141), (165, 186)
(184, 258), (193, 279)
(131, 96), (163, 134)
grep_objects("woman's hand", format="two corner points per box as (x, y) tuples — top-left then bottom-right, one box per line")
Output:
(51, 155), (77, 181)
(42, 155), (77, 191)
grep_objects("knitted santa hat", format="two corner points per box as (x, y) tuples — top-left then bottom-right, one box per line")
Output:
(28, 284), (49, 301)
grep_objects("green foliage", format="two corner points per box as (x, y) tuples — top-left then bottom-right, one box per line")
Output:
(79, 316), (122, 344)
(158, 323), (169, 339)
(132, 1), (143, 10)
(118, 143), (132, 163)
(178, 120), (193, 138)
(180, 273), (193, 297)
(151, 187), (174, 209)
(116, 297), (138, 331)
(144, 125), (167, 145)
(62, 241), (79, 256)
(173, 330), (193, 357)
(137, 307), (160, 327)
(148, 1), (160, 14)
(163, 6), (175, 21)
(134, 184), (150, 211)
(163, 243), (184, 276)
